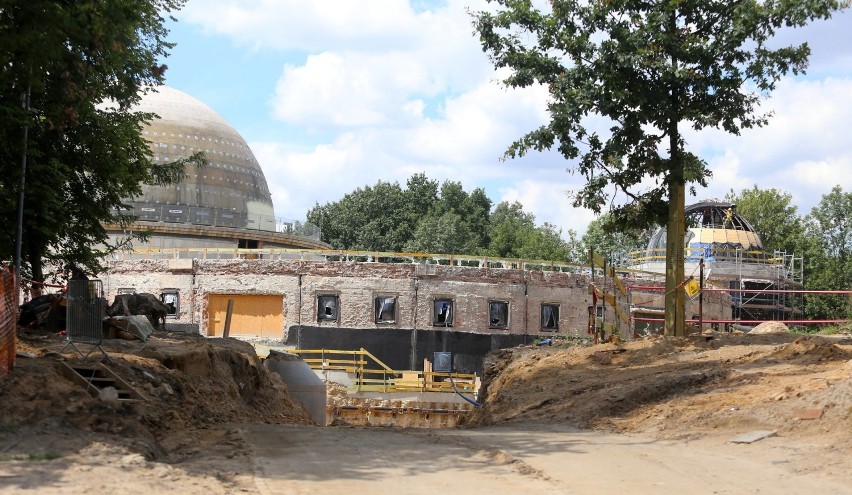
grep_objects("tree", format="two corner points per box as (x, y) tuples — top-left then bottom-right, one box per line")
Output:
(473, 0), (846, 336)
(0, 0), (196, 283)
(802, 186), (852, 319)
(405, 211), (466, 254)
(488, 201), (536, 258)
(486, 201), (573, 261)
(307, 181), (411, 251)
(725, 186), (803, 255)
(582, 214), (646, 266)
(515, 222), (571, 262)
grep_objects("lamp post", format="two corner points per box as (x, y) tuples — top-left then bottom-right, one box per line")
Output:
(15, 77), (32, 279)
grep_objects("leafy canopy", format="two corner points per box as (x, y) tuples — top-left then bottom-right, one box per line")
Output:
(307, 173), (577, 262)
(472, 0), (846, 335)
(725, 185), (803, 255)
(473, 0), (845, 227)
(0, 0), (198, 282)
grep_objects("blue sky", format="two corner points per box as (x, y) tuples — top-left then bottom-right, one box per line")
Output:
(161, 1), (852, 236)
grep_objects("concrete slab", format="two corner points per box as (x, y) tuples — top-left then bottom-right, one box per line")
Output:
(730, 430), (777, 444)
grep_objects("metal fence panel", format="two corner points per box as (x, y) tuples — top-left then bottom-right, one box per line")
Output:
(62, 279), (106, 360)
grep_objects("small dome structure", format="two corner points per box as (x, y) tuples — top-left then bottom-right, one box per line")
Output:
(645, 201), (763, 257)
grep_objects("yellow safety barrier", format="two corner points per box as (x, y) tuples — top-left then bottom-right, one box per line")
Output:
(290, 348), (477, 394)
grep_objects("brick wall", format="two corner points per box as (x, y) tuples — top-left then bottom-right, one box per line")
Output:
(103, 259), (733, 341)
(103, 259), (595, 339)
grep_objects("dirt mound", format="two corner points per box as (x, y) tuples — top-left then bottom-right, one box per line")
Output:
(766, 335), (851, 364)
(750, 321), (790, 334)
(464, 333), (852, 458)
(1, 330), (312, 461)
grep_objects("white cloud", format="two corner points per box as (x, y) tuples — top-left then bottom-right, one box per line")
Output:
(499, 180), (597, 236)
(178, 0), (423, 52)
(177, 1), (852, 237)
(687, 77), (852, 212)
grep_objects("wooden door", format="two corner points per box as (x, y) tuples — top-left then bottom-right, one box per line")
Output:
(208, 294), (284, 338)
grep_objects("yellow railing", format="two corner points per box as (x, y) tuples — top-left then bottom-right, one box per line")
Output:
(626, 247), (785, 266)
(290, 348), (477, 394)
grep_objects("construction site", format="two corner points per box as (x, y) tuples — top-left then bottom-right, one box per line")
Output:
(1, 86), (850, 494)
(1, 307), (850, 494)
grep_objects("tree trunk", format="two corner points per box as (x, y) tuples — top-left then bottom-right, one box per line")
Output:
(27, 241), (44, 298)
(665, 6), (685, 337)
(664, 180), (686, 336)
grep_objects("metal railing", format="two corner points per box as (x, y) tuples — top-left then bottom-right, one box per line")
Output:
(112, 204), (321, 240)
(110, 246), (590, 273)
(626, 247), (788, 266)
(290, 348), (477, 394)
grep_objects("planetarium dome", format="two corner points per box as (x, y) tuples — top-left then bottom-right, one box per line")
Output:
(127, 86), (275, 231)
(645, 201), (763, 256)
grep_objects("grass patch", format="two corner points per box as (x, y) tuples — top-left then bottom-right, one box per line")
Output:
(790, 324), (850, 336)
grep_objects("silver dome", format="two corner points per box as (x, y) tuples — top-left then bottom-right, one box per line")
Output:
(127, 86), (275, 230)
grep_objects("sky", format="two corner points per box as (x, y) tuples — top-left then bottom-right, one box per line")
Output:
(160, 0), (852, 238)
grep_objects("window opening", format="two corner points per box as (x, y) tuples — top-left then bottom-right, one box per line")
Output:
(317, 295), (339, 322)
(433, 299), (453, 327)
(160, 290), (179, 317)
(489, 301), (509, 329)
(541, 304), (559, 331)
(375, 296), (397, 323)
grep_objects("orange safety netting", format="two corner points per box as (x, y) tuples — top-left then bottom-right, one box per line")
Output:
(0, 266), (16, 376)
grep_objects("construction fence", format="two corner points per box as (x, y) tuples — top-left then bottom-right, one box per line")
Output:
(0, 266), (16, 376)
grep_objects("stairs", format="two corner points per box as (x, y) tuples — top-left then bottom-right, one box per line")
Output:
(59, 362), (145, 402)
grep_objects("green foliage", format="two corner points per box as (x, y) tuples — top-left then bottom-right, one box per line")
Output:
(0, 0), (193, 281)
(308, 174), (575, 261)
(405, 211), (466, 254)
(801, 186), (852, 319)
(472, 0), (846, 334)
(725, 186), (803, 254)
(0, 452), (62, 462)
(308, 175), (436, 252)
(581, 214), (646, 265)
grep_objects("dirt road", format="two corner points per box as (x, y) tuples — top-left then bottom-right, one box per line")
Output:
(2, 329), (849, 494)
(4, 423), (849, 494)
(246, 424), (851, 495)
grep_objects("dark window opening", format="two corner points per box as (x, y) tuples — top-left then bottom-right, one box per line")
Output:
(489, 301), (509, 329)
(160, 290), (179, 317)
(375, 296), (397, 323)
(433, 299), (453, 327)
(541, 304), (559, 331)
(317, 295), (339, 322)
(238, 239), (259, 249)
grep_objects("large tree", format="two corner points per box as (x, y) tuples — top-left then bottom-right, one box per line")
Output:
(0, 0), (196, 283)
(487, 201), (572, 261)
(308, 179), (427, 252)
(473, 0), (846, 336)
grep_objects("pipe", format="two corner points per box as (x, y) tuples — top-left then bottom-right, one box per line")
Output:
(448, 373), (482, 408)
